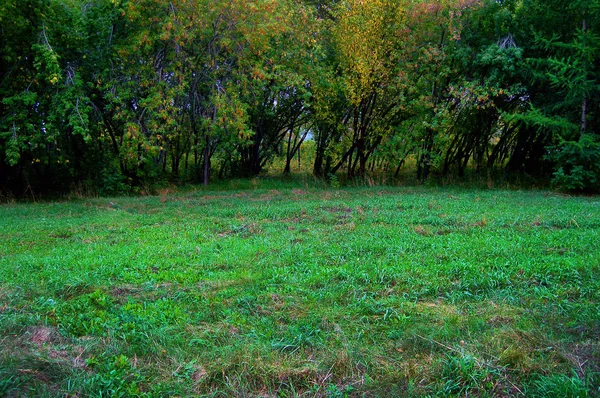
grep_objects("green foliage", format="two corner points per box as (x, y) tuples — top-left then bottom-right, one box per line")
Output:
(548, 134), (600, 191)
(100, 164), (130, 196)
(86, 354), (147, 397)
(327, 172), (340, 188)
(0, 0), (598, 193)
(520, 0), (600, 189)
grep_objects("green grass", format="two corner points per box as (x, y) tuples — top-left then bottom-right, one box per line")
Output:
(1, 184), (599, 397)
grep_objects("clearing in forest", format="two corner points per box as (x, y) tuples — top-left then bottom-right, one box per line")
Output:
(0, 186), (599, 396)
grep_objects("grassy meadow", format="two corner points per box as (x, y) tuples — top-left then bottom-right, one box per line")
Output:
(1, 183), (599, 397)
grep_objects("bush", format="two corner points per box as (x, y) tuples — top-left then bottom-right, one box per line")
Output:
(547, 134), (600, 192)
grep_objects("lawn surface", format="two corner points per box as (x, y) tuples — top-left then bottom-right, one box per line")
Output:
(1, 185), (599, 396)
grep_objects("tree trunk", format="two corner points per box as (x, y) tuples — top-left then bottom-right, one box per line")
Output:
(203, 135), (210, 186)
(394, 158), (405, 178)
(581, 17), (588, 135)
(283, 125), (294, 175)
(313, 141), (325, 176)
(171, 152), (179, 179)
(313, 128), (328, 177)
(417, 128), (434, 183)
(582, 97), (587, 134)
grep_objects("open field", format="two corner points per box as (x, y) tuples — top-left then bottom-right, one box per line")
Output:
(1, 185), (599, 397)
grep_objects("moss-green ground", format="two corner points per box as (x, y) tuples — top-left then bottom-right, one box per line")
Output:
(1, 185), (599, 396)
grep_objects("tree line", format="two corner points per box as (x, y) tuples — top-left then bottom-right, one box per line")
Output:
(1, 0), (598, 194)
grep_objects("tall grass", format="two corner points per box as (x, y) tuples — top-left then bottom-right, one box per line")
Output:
(1, 185), (598, 396)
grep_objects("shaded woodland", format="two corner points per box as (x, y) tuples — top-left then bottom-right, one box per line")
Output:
(1, 0), (598, 194)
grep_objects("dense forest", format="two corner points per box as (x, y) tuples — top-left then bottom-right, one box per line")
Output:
(1, 0), (598, 195)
